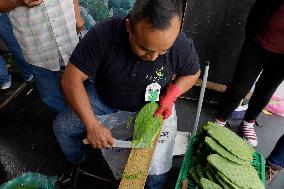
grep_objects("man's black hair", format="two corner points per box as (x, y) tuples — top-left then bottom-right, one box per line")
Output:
(129, 0), (183, 30)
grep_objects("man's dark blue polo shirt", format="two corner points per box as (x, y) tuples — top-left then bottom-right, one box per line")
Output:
(70, 17), (199, 112)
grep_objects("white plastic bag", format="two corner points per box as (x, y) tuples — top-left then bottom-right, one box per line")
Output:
(97, 107), (177, 179)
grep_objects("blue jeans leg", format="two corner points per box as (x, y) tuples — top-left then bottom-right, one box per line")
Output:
(53, 85), (118, 164)
(0, 13), (33, 80)
(267, 135), (284, 168)
(145, 174), (166, 189)
(0, 55), (10, 85)
(29, 64), (65, 113)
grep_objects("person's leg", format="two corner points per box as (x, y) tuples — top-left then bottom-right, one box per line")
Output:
(266, 135), (284, 184)
(244, 54), (284, 120)
(216, 39), (267, 125)
(0, 13), (33, 81)
(267, 135), (284, 168)
(54, 85), (118, 163)
(145, 173), (166, 189)
(53, 107), (86, 186)
(240, 53), (284, 147)
(53, 85), (117, 186)
(29, 64), (65, 113)
(0, 55), (11, 89)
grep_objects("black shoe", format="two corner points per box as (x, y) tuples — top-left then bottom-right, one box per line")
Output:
(57, 162), (77, 187)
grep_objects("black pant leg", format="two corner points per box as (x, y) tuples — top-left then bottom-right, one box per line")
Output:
(244, 53), (284, 120)
(217, 39), (268, 120)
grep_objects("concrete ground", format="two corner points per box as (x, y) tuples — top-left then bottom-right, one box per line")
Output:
(0, 83), (284, 188)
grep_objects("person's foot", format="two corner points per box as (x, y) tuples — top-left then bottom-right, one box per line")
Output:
(24, 74), (33, 82)
(266, 161), (283, 185)
(214, 118), (226, 127)
(239, 120), (258, 147)
(0, 75), (11, 90)
(57, 162), (78, 187)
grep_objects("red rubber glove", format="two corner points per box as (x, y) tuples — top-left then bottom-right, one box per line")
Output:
(155, 84), (182, 120)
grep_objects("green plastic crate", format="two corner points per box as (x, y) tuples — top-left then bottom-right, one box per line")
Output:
(175, 133), (266, 189)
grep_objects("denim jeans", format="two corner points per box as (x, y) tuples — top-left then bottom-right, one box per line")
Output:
(29, 64), (65, 113)
(0, 55), (9, 85)
(267, 135), (284, 168)
(53, 85), (166, 189)
(145, 174), (166, 189)
(0, 13), (32, 81)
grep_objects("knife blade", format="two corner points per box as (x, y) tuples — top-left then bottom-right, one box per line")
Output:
(82, 138), (140, 149)
(113, 139), (132, 148)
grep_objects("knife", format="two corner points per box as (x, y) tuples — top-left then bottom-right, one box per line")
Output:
(82, 138), (138, 149)
(113, 139), (133, 148)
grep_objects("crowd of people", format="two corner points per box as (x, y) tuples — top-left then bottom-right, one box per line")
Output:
(0, 0), (283, 188)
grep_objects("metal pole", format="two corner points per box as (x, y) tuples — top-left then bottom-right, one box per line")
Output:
(192, 61), (210, 134)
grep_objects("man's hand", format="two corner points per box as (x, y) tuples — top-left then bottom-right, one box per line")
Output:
(155, 84), (182, 120)
(76, 15), (84, 33)
(0, 0), (42, 11)
(22, 0), (43, 8)
(86, 122), (114, 149)
(72, 0), (84, 33)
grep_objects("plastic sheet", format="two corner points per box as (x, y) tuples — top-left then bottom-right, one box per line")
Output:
(0, 172), (57, 189)
(266, 95), (284, 117)
(98, 107), (177, 179)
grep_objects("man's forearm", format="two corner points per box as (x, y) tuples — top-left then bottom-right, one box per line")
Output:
(173, 70), (201, 94)
(62, 64), (99, 130)
(0, 0), (23, 12)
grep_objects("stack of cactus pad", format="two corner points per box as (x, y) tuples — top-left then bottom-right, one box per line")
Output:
(132, 102), (163, 148)
(190, 122), (264, 189)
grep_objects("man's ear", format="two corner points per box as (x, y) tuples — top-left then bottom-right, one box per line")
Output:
(126, 19), (132, 34)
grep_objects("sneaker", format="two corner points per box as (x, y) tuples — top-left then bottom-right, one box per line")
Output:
(57, 162), (77, 187)
(266, 161), (283, 185)
(240, 120), (258, 147)
(24, 75), (33, 82)
(0, 75), (11, 90)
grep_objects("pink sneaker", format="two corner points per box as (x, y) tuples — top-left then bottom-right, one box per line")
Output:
(214, 118), (226, 127)
(240, 120), (258, 147)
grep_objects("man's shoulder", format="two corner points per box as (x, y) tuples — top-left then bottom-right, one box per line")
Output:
(170, 32), (195, 57)
(173, 32), (194, 48)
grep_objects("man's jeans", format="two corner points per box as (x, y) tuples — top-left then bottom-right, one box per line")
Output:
(29, 64), (65, 113)
(53, 85), (166, 189)
(0, 13), (32, 81)
(0, 55), (9, 85)
(267, 135), (284, 168)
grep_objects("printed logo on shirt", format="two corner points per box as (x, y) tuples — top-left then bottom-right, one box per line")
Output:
(145, 66), (166, 83)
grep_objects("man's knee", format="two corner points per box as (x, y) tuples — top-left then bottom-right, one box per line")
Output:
(53, 113), (66, 138)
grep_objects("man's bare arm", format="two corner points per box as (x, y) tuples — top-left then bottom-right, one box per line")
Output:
(61, 63), (114, 149)
(73, 0), (84, 32)
(0, 0), (23, 11)
(173, 70), (201, 94)
(0, 0), (43, 12)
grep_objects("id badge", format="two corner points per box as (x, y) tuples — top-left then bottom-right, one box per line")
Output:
(145, 83), (161, 102)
